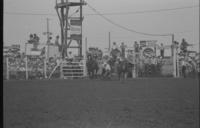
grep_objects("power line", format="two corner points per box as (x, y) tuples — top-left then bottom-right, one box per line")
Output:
(86, 5), (199, 16)
(4, 12), (57, 16)
(4, 8), (80, 17)
(4, 5), (199, 16)
(86, 3), (171, 37)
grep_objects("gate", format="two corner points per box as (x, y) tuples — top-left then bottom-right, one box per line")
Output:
(61, 60), (87, 79)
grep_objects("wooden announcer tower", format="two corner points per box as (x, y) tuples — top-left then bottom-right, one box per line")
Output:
(55, 0), (86, 58)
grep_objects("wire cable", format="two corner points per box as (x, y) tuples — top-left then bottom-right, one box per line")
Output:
(4, 5), (199, 16)
(86, 5), (199, 16)
(86, 3), (171, 37)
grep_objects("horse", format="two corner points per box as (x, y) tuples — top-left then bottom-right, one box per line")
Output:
(116, 59), (129, 81)
(86, 57), (99, 79)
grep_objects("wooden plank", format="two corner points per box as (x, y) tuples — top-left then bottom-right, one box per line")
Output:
(56, 3), (68, 8)
(56, 2), (85, 8)
(68, 2), (85, 6)
(68, 46), (81, 48)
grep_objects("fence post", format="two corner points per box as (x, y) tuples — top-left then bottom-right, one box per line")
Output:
(172, 46), (176, 77)
(60, 59), (63, 79)
(44, 57), (47, 79)
(25, 56), (28, 80)
(176, 50), (180, 77)
(6, 57), (9, 80)
(83, 58), (87, 77)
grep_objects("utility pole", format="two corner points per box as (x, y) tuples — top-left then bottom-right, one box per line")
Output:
(65, 0), (69, 57)
(172, 34), (177, 78)
(43, 18), (52, 59)
(109, 32), (111, 52)
(60, 0), (65, 59)
(47, 18), (50, 60)
(85, 37), (88, 53)
(80, 0), (83, 57)
(176, 46), (180, 77)
(47, 18), (50, 42)
(43, 18), (52, 43)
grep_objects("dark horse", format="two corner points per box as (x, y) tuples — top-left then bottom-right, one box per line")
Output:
(86, 56), (99, 79)
(116, 59), (129, 81)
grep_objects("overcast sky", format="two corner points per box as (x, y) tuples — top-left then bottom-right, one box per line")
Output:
(4, 0), (199, 55)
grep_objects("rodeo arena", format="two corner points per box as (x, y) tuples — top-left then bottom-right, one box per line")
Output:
(3, 0), (200, 128)
(3, 35), (200, 80)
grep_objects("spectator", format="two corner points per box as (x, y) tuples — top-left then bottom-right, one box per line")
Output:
(180, 38), (189, 54)
(47, 37), (52, 44)
(134, 41), (139, 53)
(151, 57), (157, 75)
(55, 35), (60, 46)
(160, 43), (164, 58)
(33, 34), (37, 42)
(36, 35), (40, 42)
(28, 34), (35, 44)
(67, 51), (74, 62)
(134, 42), (140, 66)
(181, 59), (187, 78)
(120, 42), (126, 57)
(112, 42), (118, 51)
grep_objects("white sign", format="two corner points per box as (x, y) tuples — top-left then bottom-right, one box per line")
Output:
(147, 40), (157, 47)
(163, 45), (171, 49)
(29, 50), (41, 56)
(25, 43), (44, 56)
(48, 45), (60, 58)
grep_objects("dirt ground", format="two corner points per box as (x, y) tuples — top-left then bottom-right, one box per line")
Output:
(3, 78), (199, 128)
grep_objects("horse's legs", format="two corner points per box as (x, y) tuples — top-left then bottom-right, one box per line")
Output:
(89, 71), (92, 79)
(121, 72), (125, 82)
(124, 72), (127, 80)
(123, 72), (126, 81)
(95, 68), (99, 79)
(92, 70), (95, 79)
(94, 70), (96, 79)
(119, 72), (122, 81)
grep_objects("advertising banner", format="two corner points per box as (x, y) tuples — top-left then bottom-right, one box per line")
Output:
(147, 40), (157, 47)
(25, 43), (43, 56)
(140, 41), (147, 47)
(142, 47), (155, 58)
(140, 40), (157, 48)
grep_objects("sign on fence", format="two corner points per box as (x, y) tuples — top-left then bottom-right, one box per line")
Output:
(143, 48), (154, 58)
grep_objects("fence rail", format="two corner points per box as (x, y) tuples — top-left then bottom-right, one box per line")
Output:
(62, 61), (87, 79)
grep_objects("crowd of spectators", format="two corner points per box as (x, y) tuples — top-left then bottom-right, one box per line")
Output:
(4, 55), (60, 80)
(3, 37), (199, 80)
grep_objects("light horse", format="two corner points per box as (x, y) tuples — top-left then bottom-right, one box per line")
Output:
(86, 55), (99, 79)
(116, 58), (129, 81)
